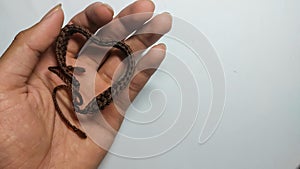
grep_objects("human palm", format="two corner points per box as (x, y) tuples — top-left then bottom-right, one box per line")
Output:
(0, 1), (171, 168)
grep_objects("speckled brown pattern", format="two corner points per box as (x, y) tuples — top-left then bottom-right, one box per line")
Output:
(48, 24), (135, 139)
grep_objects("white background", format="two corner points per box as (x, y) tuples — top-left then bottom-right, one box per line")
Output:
(1, 0), (299, 168)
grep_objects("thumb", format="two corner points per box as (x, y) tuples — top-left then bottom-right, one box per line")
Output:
(0, 4), (64, 87)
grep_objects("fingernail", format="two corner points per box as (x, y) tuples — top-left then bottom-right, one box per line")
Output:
(42, 4), (62, 20)
(164, 12), (171, 15)
(159, 43), (167, 50)
(103, 3), (114, 14)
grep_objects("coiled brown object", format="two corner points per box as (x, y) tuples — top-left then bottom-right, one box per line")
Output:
(49, 24), (135, 139)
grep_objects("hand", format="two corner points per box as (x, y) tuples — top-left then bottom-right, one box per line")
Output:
(0, 1), (171, 168)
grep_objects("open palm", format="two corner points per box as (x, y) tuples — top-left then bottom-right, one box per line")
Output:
(0, 1), (171, 168)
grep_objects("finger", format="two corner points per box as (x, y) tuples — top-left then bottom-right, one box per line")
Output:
(90, 43), (166, 108)
(77, 0), (156, 73)
(100, 44), (166, 131)
(95, 12), (171, 84)
(126, 12), (172, 52)
(67, 0), (154, 60)
(93, 43), (166, 103)
(97, 0), (155, 41)
(129, 43), (166, 99)
(70, 2), (114, 33)
(0, 4), (64, 87)
(66, 2), (114, 58)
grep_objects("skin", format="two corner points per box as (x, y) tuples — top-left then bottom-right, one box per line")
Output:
(0, 1), (172, 169)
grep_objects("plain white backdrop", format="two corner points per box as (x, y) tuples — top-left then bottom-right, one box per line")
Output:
(1, 0), (299, 168)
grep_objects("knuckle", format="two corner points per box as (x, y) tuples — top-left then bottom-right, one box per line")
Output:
(99, 70), (113, 85)
(129, 73), (148, 93)
(14, 30), (27, 42)
(129, 80), (143, 93)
